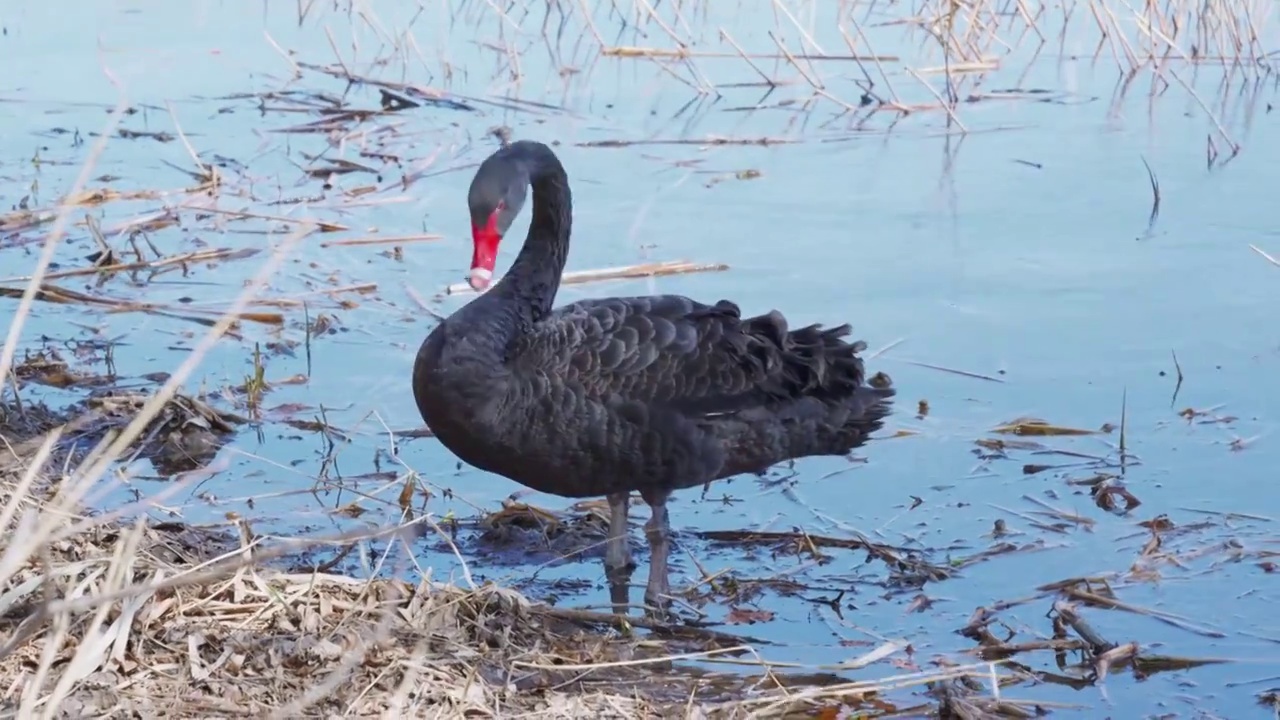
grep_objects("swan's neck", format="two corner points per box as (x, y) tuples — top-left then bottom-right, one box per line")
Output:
(489, 152), (572, 328)
(443, 142), (572, 371)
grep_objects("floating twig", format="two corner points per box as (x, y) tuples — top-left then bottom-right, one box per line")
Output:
(599, 47), (900, 62)
(901, 360), (1005, 383)
(319, 233), (443, 248)
(992, 418), (1097, 436)
(444, 260), (729, 296)
(578, 137), (801, 149)
(0, 248), (260, 284)
(180, 205), (347, 232)
(0, 283), (283, 326)
(1249, 244), (1280, 268)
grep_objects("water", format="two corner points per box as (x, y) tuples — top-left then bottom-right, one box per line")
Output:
(2, 0), (1278, 715)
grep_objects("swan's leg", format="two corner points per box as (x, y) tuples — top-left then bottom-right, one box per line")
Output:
(639, 487), (673, 613)
(604, 492), (634, 571)
(604, 492), (635, 612)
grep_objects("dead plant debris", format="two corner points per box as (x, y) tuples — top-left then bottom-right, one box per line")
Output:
(1, 430), (1014, 718)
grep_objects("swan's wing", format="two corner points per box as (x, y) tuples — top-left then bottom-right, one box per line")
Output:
(508, 294), (870, 416)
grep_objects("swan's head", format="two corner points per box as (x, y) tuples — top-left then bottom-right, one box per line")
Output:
(466, 153), (528, 291)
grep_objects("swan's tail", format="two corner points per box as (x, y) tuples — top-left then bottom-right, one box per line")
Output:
(828, 371), (896, 450)
(705, 369), (896, 482)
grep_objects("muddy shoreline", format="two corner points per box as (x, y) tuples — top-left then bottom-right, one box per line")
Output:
(0, 375), (1014, 718)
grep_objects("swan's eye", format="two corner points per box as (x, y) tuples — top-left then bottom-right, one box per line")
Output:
(495, 199), (506, 213)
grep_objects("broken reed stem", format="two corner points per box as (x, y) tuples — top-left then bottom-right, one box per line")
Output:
(179, 205), (348, 232)
(164, 101), (214, 180)
(319, 233), (443, 247)
(903, 67), (968, 132)
(444, 260), (729, 296)
(0, 284), (285, 327)
(740, 662), (1002, 715)
(599, 47), (899, 62)
(0, 248), (256, 284)
(1249, 244), (1280, 267)
(1053, 599), (1115, 654)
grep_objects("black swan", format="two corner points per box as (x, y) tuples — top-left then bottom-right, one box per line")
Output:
(412, 140), (895, 613)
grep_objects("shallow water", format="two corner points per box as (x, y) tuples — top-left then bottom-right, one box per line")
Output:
(3, 0), (1279, 715)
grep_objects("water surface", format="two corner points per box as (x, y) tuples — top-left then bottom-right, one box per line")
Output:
(2, 0), (1277, 715)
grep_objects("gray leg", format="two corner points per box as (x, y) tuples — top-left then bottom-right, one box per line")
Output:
(604, 492), (635, 613)
(604, 492), (633, 572)
(639, 488), (673, 612)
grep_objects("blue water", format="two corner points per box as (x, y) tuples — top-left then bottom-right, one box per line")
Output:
(2, 0), (1278, 715)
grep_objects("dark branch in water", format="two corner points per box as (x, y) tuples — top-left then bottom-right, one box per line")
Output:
(1140, 155), (1160, 238)
(1170, 350), (1184, 408)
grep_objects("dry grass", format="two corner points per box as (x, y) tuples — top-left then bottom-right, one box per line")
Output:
(0, 500), (656, 717)
(0, 400), (1013, 718)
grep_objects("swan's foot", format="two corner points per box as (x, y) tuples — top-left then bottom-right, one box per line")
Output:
(606, 571), (632, 612)
(639, 488), (674, 618)
(643, 578), (671, 618)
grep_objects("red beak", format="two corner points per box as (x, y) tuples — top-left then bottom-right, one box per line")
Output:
(469, 210), (501, 291)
